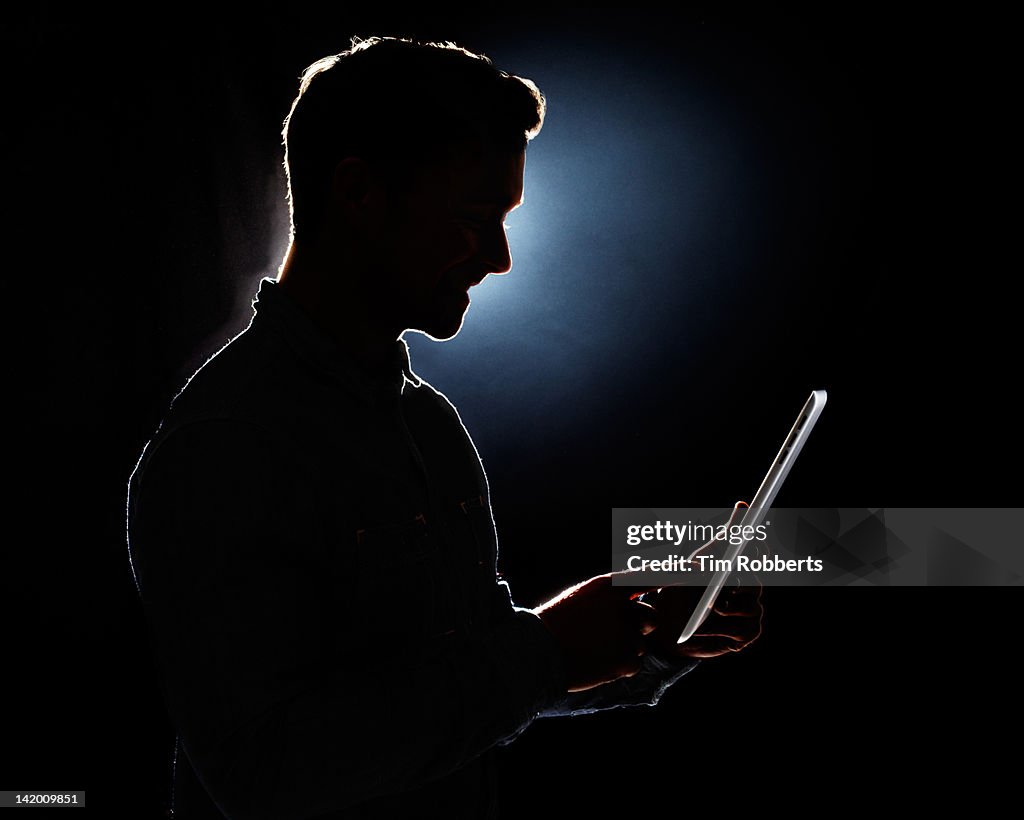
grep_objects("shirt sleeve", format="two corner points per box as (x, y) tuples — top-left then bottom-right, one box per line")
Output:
(536, 652), (699, 718)
(127, 419), (566, 820)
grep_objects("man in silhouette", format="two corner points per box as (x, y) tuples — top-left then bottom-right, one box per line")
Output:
(127, 36), (761, 819)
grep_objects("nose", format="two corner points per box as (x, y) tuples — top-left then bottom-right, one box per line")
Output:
(481, 221), (513, 275)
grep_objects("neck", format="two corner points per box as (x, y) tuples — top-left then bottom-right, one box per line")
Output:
(276, 239), (402, 375)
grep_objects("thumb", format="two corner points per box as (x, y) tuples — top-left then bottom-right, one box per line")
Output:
(608, 569), (664, 599)
(728, 500), (750, 527)
(625, 598), (660, 634)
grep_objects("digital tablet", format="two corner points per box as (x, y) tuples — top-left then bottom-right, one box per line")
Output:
(676, 389), (828, 643)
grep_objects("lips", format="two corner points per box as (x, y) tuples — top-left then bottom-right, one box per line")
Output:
(442, 271), (487, 302)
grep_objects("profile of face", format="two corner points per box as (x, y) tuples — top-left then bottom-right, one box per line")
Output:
(371, 146), (526, 341)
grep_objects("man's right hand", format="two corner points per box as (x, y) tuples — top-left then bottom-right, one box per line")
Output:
(531, 574), (659, 692)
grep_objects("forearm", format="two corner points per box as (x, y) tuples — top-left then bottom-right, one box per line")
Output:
(183, 608), (564, 820)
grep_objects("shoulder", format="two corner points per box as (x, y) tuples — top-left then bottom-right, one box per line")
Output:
(159, 323), (282, 431)
(402, 375), (482, 453)
(136, 318), (337, 475)
(403, 374), (468, 431)
(129, 417), (294, 510)
(128, 316), (315, 510)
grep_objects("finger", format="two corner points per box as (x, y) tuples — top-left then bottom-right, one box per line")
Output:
(699, 610), (764, 646)
(691, 623), (756, 644)
(686, 539), (718, 564)
(611, 647), (647, 679)
(619, 655), (645, 677)
(696, 601), (761, 634)
(687, 618), (762, 649)
(624, 599), (660, 635)
(732, 571), (765, 594)
(711, 587), (763, 617)
(712, 600), (761, 618)
(629, 586), (664, 601)
(727, 500), (749, 527)
(722, 575), (763, 597)
(607, 569), (666, 598)
(687, 501), (750, 560)
(677, 635), (749, 659)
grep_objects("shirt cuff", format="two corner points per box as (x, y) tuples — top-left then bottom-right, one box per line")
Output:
(483, 608), (568, 746)
(539, 650), (699, 718)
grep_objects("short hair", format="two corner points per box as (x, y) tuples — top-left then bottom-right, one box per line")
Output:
(282, 35), (546, 241)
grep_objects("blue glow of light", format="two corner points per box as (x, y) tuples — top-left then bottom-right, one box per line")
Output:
(405, 37), (751, 455)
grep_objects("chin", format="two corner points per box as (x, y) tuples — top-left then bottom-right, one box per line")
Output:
(418, 321), (465, 342)
(409, 300), (470, 341)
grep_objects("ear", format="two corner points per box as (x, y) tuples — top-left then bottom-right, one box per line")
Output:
(330, 157), (385, 217)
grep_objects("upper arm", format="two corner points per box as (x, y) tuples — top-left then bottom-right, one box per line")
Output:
(128, 420), (337, 762)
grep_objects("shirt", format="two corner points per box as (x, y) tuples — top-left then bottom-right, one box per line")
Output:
(126, 276), (698, 819)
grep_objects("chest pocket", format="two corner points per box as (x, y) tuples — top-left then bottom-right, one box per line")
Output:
(457, 494), (498, 574)
(352, 515), (458, 646)
(437, 494), (499, 629)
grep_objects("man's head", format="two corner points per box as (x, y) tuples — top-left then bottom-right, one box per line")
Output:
(281, 36), (545, 340)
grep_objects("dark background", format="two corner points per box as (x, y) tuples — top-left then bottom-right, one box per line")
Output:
(4, 4), (1016, 815)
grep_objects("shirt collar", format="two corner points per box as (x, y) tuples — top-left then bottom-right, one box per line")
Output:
(249, 276), (422, 407)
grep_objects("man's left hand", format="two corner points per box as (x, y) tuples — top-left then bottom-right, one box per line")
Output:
(640, 581), (763, 660)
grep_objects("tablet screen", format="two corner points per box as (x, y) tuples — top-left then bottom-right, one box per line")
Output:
(676, 389), (827, 643)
